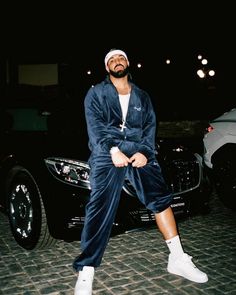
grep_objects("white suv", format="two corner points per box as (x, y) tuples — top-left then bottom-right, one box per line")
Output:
(203, 108), (236, 210)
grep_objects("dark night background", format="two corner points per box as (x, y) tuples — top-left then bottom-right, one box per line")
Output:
(1, 2), (235, 121)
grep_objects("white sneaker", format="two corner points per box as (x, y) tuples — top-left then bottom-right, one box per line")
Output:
(74, 266), (95, 295)
(167, 253), (208, 283)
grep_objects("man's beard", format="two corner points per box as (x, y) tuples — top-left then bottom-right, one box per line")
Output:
(109, 66), (129, 78)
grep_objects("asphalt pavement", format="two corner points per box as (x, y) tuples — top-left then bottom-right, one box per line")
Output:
(0, 192), (236, 295)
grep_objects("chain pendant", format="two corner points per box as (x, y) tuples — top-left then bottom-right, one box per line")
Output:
(119, 120), (126, 132)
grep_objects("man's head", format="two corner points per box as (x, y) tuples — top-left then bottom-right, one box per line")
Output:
(104, 49), (130, 78)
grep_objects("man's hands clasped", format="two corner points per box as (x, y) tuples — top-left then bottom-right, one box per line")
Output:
(111, 151), (147, 168)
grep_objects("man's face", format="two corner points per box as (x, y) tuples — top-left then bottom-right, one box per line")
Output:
(106, 54), (129, 78)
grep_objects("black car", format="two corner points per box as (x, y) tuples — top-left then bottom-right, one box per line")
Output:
(0, 85), (211, 250)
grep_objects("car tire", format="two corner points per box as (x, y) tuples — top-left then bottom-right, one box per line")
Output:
(213, 159), (236, 211)
(6, 166), (57, 250)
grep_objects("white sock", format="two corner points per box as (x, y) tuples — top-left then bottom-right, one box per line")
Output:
(165, 235), (184, 259)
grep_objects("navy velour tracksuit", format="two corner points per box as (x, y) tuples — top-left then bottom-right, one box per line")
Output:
(73, 77), (173, 271)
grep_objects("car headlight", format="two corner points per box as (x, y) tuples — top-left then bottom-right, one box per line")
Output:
(44, 157), (90, 189)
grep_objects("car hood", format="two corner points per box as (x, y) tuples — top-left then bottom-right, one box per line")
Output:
(212, 108), (236, 122)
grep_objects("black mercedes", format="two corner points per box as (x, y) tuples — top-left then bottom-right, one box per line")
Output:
(0, 85), (211, 250)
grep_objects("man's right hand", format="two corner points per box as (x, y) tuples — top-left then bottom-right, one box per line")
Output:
(111, 150), (131, 167)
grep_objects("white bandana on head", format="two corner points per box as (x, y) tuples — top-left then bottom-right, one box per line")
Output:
(104, 49), (129, 67)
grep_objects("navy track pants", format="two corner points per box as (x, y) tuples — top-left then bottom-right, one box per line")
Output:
(73, 144), (173, 271)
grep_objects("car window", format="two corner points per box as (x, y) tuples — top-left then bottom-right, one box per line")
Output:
(6, 108), (48, 131)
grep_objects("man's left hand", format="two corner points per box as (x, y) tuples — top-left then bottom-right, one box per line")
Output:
(130, 152), (147, 168)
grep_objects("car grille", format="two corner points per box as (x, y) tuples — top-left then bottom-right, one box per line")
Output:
(122, 154), (201, 223)
(123, 156), (201, 197)
(165, 157), (201, 195)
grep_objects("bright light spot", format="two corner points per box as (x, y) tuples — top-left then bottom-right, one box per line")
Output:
(198, 55), (202, 60)
(166, 59), (171, 64)
(208, 70), (215, 76)
(137, 63), (142, 68)
(197, 69), (206, 78)
(201, 59), (208, 65)
(87, 70), (91, 75)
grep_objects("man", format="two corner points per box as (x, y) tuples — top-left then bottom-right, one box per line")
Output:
(73, 49), (208, 295)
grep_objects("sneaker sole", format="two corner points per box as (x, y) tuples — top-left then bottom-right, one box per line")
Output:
(167, 267), (208, 283)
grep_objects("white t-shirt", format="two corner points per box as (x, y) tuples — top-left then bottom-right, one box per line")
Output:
(119, 93), (130, 121)
(110, 93), (130, 155)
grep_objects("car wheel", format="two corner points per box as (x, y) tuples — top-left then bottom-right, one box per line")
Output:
(213, 159), (236, 211)
(6, 166), (57, 250)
